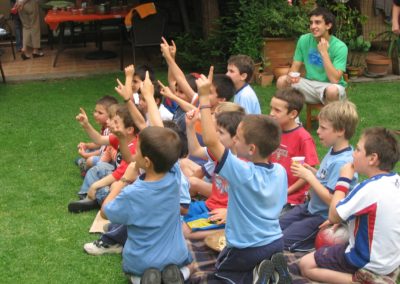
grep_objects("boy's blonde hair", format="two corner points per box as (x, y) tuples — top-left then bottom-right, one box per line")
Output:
(214, 102), (245, 114)
(319, 101), (358, 140)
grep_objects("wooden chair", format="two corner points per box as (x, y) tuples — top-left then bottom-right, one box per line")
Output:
(305, 75), (349, 131)
(0, 14), (16, 60)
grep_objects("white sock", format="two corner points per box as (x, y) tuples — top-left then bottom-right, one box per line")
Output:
(129, 275), (141, 284)
(180, 266), (191, 281)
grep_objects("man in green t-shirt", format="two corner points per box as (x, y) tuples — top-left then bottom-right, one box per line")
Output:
(277, 7), (348, 104)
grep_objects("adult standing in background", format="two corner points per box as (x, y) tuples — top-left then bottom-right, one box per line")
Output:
(15, 0), (43, 60)
(393, 0), (400, 34)
(10, 0), (23, 52)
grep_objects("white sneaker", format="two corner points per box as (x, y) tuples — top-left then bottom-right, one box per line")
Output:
(83, 239), (122, 255)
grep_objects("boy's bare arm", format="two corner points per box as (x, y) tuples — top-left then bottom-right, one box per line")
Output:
(87, 174), (117, 200)
(328, 163), (354, 224)
(141, 71), (163, 127)
(101, 162), (138, 218)
(76, 108), (110, 145)
(318, 38), (342, 84)
(197, 67), (225, 162)
(185, 109), (207, 159)
(158, 81), (196, 112)
(287, 178), (308, 195)
(291, 163), (332, 205)
(160, 37), (196, 101)
(115, 78), (147, 131)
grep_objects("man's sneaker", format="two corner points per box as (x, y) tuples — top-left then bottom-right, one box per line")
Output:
(161, 264), (184, 284)
(68, 198), (99, 213)
(253, 259), (274, 284)
(83, 239), (122, 255)
(139, 268), (161, 284)
(271, 252), (292, 284)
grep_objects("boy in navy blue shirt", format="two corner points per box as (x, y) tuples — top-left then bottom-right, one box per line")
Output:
(196, 67), (291, 284)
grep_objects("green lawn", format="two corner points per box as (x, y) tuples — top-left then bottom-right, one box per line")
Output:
(0, 73), (399, 283)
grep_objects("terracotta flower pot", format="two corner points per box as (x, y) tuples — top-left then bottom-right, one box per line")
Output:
(347, 66), (362, 79)
(258, 72), (274, 87)
(365, 54), (391, 76)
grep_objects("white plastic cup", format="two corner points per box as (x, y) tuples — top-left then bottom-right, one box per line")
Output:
(289, 71), (300, 78)
(291, 156), (305, 164)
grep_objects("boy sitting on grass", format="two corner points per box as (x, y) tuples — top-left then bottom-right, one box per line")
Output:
(269, 88), (319, 214)
(196, 67), (290, 284)
(299, 127), (400, 283)
(101, 72), (193, 284)
(68, 105), (139, 213)
(281, 101), (358, 251)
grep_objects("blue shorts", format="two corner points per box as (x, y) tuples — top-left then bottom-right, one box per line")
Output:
(183, 201), (224, 232)
(314, 243), (359, 274)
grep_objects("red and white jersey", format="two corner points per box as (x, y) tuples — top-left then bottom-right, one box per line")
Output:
(336, 173), (400, 274)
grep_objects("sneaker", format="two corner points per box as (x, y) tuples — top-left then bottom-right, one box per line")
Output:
(83, 239), (122, 255)
(68, 198), (99, 213)
(271, 253), (292, 284)
(253, 259), (274, 284)
(161, 264), (184, 284)
(140, 268), (161, 284)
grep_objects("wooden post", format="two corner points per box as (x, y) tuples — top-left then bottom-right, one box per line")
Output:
(201, 0), (219, 39)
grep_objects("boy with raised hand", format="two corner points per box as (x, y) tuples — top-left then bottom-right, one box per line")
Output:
(183, 109), (245, 240)
(68, 105), (139, 213)
(269, 88), (319, 213)
(299, 127), (400, 283)
(226, 54), (261, 114)
(196, 67), (290, 284)
(280, 101), (358, 251)
(101, 72), (193, 284)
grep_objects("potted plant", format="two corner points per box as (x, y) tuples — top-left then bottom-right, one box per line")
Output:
(347, 35), (371, 78)
(256, 56), (274, 87)
(260, 0), (315, 70)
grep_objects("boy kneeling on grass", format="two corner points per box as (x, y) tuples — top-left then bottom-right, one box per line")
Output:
(196, 67), (291, 284)
(299, 127), (400, 283)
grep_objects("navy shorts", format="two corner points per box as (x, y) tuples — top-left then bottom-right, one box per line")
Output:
(314, 243), (359, 274)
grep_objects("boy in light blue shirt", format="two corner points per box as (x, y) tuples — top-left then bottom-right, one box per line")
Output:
(282, 101), (359, 252)
(196, 67), (291, 284)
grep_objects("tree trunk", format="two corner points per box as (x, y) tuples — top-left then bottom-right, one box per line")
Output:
(201, 0), (219, 39)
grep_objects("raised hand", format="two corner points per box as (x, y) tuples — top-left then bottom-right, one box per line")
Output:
(160, 37), (172, 60)
(140, 71), (154, 100)
(158, 80), (175, 99)
(185, 108), (200, 127)
(196, 66), (214, 97)
(114, 78), (131, 101)
(124, 64), (135, 78)
(76, 108), (89, 126)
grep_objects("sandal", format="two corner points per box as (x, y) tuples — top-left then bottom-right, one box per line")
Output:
(21, 53), (31, 60)
(32, 52), (44, 58)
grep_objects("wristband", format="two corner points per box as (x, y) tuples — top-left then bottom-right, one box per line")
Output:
(124, 98), (130, 103)
(199, 104), (211, 110)
(334, 177), (351, 194)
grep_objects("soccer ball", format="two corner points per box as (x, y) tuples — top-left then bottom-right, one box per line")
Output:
(314, 224), (349, 250)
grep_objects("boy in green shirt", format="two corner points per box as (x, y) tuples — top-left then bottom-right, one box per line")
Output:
(277, 7), (348, 104)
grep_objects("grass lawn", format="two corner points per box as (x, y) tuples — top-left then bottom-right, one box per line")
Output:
(0, 73), (399, 283)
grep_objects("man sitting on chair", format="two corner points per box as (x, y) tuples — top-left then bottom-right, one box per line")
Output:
(277, 7), (348, 104)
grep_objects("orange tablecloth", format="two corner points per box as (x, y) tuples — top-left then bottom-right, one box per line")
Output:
(45, 11), (128, 30)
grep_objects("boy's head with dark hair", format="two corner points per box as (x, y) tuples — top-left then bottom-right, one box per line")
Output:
(137, 126), (182, 173)
(94, 96), (118, 127)
(132, 65), (156, 93)
(227, 55), (255, 87)
(309, 7), (336, 35)
(270, 88), (305, 130)
(211, 74), (235, 105)
(115, 104), (140, 135)
(235, 115), (281, 160)
(358, 127), (400, 172)
(318, 101), (358, 141)
(216, 111), (245, 138)
(163, 120), (188, 158)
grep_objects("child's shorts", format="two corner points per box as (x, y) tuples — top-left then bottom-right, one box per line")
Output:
(183, 201), (224, 232)
(314, 243), (359, 274)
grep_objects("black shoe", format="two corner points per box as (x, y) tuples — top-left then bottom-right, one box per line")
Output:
(68, 199), (99, 213)
(32, 52), (44, 58)
(78, 193), (87, 200)
(253, 259), (274, 284)
(161, 264), (184, 284)
(271, 252), (292, 284)
(21, 53), (30, 60)
(140, 268), (161, 284)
